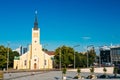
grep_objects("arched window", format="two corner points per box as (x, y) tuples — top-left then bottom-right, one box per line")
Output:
(24, 60), (27, 66)
(34, 63), (37, 69)
(45, 60), (47, 65)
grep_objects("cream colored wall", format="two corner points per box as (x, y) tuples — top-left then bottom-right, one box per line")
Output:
(32, 28), (40, 44)
(44, 52), (53, 69)
(30, 44), (43, 69)
(14, 49), (53, 70)
(68, 67), (114, 74)
(13, 60), (19, 69)
(19, 52), (29, 69)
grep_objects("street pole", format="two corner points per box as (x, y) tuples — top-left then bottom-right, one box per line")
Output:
(44, 47), (45, 71)
(87, 49), (88, 68)
(87, 45), (94, 68)
(7, 43), (9, 71)
(74, 51), (75, 69)
(73, 45), (80, 69)
(59, 47), (61, 70)
(99, 46), (102, 67)
(99, 53), (101, 67)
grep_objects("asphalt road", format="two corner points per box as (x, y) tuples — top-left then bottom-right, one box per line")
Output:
(4, 71), (87, 80)
(3, 71), (118, 80)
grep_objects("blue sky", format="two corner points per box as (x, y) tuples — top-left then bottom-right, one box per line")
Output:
(0, 0), (120, 52)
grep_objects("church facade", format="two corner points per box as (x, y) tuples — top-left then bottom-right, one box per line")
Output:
(13, 11), (53, 70)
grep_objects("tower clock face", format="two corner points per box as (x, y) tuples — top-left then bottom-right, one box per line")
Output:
(33, 33), (38, 38)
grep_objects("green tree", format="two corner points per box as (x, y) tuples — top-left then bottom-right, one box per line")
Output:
(77, 67), (81, 73)
(75, 52), (87, 67)
(54, 45), (96, 68)
(9, 51), (19, 68)
(0, 45), (7, 69)
(62, 67), (67, 74)
(90, 67), (94, 74)
(54, 45), (74, 68)
(103, 67), (107, 75)
(75, 52), (81, 67)
(0, 45), (19, 69)
(76, 67), (81, 79)
(0, 55), (7, 69)
(42, 48), (48, 51)
(114, 67), (118, 77)
(88, 48), (96, 66)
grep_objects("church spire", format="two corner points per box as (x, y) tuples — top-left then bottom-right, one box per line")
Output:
(34, 10), (38, 30)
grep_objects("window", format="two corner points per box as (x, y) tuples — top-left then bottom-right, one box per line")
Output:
(45, 60), (47, 65)
(34, 59), (37, 61)
(24, 60), (27, 66)
(35, 40), (37, 43)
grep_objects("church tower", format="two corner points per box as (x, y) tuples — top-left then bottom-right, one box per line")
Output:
(31, 11), (42, 69)
(32, 11), (40, 44)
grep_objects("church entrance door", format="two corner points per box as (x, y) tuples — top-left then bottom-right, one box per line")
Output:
(34, 63), (37, 69)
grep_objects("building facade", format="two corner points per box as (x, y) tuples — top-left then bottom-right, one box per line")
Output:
(14, 46), (28, 55)
(100, 46), (111, 65)
(13, 11), (53, 70)
(99, 45), (120, 66)
(110, 46), (120, 65)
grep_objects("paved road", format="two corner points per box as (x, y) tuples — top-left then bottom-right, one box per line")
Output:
(4, 71), (87, 80)
(3, 71), (118, 80)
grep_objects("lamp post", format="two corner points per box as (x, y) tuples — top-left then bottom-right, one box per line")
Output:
(99, 47), (101, 67)
(98, 46), (103, 67)
(59, 47), (61, 70)
(7, 43), (9, 71)
(73, 45), (80, 69)
(87, 45), (94, 68)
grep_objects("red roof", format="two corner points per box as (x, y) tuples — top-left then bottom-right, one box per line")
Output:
(45, 51), (55, 56)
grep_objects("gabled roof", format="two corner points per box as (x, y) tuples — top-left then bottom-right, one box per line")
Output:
(45, 51), (55, 56)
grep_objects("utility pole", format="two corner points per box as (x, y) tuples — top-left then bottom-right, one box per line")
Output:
(99, 46), (102, 67)
(73, 45), (80, 69)
(87, 45), (94, 68)
(7, 43), (9, 71)
(59, 47), (61, 70)
(87, 49), (88, 68)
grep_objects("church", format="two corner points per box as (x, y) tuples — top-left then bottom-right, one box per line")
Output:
(13, 11), (53, 70)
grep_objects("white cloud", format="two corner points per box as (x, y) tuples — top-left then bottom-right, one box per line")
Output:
(81, 36), (91, 40)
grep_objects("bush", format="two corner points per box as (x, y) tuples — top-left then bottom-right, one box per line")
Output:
(87, 74), (97, 79)
(73, 76), (79, 79)
(90, 67), (94, 74)
(62, 68), (66, 74)
(77, 67), (81, 74)
(103, 67), (107, 73)
(87, 75), (93, 79)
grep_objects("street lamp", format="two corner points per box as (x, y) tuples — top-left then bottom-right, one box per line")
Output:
(73, 45), (80, 69)
(7, 43), (9, 71)
(59, 47), (61, 70)
(99, 47), (102, 67)
(87, 45), (94, 68)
